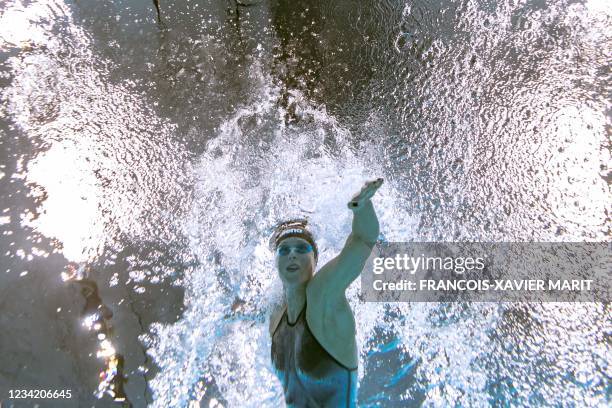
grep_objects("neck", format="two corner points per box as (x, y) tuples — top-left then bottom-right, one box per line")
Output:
(284, 282), (307, 324)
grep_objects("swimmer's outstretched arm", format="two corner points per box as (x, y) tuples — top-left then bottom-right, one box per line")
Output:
(348, 178), (383, 245)
(310, 179), (383, 295)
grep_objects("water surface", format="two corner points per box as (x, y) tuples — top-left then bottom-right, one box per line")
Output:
(0, 0), (610, 406)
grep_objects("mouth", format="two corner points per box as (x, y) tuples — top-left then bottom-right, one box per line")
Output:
(286, 264), (300, 272)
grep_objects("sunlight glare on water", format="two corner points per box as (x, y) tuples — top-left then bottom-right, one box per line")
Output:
(3, 0), (190, 265)
(0, 0), (609, 406)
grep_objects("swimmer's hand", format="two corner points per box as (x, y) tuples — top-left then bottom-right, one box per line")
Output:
(348, 178), (383, 210)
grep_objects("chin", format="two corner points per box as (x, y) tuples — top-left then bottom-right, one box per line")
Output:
(281, 271), (308, 283)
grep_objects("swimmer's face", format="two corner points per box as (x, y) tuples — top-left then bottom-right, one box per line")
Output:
(275, 237), (315, 285)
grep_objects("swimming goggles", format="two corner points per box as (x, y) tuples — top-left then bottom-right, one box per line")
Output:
(276, 243), (314, 256)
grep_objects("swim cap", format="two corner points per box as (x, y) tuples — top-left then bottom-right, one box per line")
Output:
(270, 219), (318, 261)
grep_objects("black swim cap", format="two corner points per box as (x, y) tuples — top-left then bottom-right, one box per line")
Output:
(270, 219), (318, 261)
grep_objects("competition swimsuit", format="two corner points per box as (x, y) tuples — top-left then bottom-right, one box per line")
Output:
(271, 301), (357, 407)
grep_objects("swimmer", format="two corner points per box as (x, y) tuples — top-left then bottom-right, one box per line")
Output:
(269, 178), (383, 407)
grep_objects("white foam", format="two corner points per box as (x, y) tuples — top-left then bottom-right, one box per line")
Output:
(145, 55), (426, 405)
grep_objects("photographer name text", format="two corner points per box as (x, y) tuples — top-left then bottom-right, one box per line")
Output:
(372, 278), (593, 292)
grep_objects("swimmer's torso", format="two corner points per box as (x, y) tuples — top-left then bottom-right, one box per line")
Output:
(271, 302), (357, 408)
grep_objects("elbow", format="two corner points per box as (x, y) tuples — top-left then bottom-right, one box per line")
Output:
(364, 219), (380, 246)
(364, 236), (378, 248)
(354, 231), (378, 249)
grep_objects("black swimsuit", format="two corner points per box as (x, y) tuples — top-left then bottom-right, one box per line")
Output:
(271, 302), (357, 407)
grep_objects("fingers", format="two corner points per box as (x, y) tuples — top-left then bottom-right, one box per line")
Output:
(367, 177), (384, 189)
(348, 178), (384, 209)
(362, 178), (384, 197)
(359, 178), (384, 198)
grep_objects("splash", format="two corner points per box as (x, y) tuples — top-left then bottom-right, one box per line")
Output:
(145, 56), (419, 405)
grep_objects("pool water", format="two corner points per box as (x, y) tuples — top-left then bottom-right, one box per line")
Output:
(0, 0), (609, 406)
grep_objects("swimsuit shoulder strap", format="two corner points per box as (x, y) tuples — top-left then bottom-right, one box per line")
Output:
(269, 303), (287, 337)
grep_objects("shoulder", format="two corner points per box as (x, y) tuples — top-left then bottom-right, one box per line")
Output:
(309, 235), (374, 298)
(305, 283), (358, 369)
(268, 303), (287, 337)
